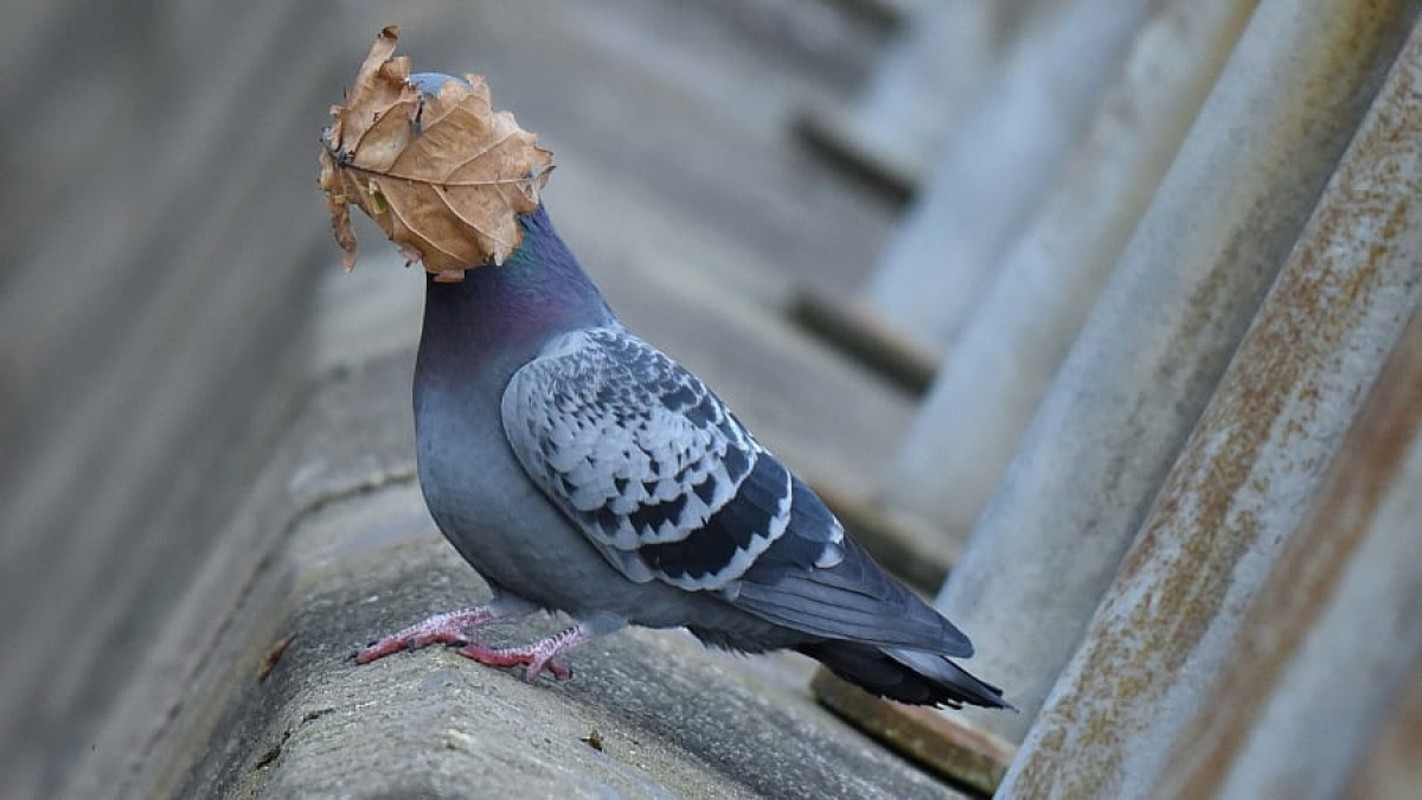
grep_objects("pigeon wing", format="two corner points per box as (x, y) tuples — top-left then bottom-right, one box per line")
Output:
(502, 327), (968, 654)
(502, 327), (799, 590)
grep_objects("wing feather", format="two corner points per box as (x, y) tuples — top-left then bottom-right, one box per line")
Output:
(503, 327), (797, 590)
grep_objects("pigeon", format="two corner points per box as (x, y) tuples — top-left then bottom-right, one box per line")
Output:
(352, 82), (1007, 711)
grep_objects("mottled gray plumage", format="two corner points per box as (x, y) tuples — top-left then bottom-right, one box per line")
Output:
(503, 326), (837, 591)
(356, 74), (1007, 709)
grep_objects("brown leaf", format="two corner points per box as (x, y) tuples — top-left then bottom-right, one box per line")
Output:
(318, 26), (554, 279)
(258, 632), (296, 682)
(581, 729), (604, 751)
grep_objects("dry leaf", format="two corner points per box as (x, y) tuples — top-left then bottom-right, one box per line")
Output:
(318, 26), (554, 280)
(257, 631), (297, 681)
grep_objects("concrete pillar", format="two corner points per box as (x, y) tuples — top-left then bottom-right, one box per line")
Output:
(999, 18), (1422, 796)
(864, 0), (1153, 351)
(804, 0), (1054, 189)
(1344, 650), (1422, 799)
(932, 0), (1419, 743)
(883, 0), (1258, 534)
(1149, 310), (1422, 799)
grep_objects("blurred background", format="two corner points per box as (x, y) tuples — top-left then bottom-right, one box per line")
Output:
(0, 2), (908, 795)
(4, 1), (1421, 798)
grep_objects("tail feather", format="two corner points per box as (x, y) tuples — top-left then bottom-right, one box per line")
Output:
(728, 472), (1007, 709)
(800, 640), (1013, 709)
(735, 535), (974, 656)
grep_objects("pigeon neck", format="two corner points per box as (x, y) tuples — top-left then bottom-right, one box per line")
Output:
(417, 206), (613, 382)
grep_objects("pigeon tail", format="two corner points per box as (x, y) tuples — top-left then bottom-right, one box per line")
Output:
(798, 639), (1012, 709)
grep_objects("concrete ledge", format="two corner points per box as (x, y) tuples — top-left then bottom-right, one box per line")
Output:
(789, 288), (940, 396)
(79, 354), (964, 799)
(189, 499), (956, 798)
(793, 104), (921, 208)
(69, 353), (419, 799)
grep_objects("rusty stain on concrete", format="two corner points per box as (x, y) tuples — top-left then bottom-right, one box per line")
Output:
(1344, 640), (1422, 796)
(1157, 309), (1422, 797)
(811, 670), (1015, 796)
(1146, 48), (1422, 787)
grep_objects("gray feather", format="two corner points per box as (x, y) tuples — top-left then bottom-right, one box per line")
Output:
(502, 327), (805, 590)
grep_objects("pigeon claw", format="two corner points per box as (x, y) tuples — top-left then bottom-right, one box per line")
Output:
(352, 606), (501, 665)
(455, 642), (573, 681)
(452, 624), (591, 682)
(353, 628), (468, 664)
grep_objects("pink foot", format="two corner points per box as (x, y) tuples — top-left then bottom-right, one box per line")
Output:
(453, 625), (591, 682)
(352, 606), (500, 664)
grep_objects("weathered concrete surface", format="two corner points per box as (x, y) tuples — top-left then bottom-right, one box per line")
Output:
(200, 492), (956, 799)
(884, 0), (1257, 536)
(69, 353), (419, 800)
(863, 0), (1153, 350)
(1000, 16), (1422, 795)
(796, 0), (1057, 195)
(1151, 310), (1422, 799)
(1347, 648), (1422, 798)
(934, 0), (1422, 741)
(0, 3), (354, 795)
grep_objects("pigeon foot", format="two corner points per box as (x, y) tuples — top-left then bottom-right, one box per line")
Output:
(353, 606), (502, 664)
(454, 624), (591, 682)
